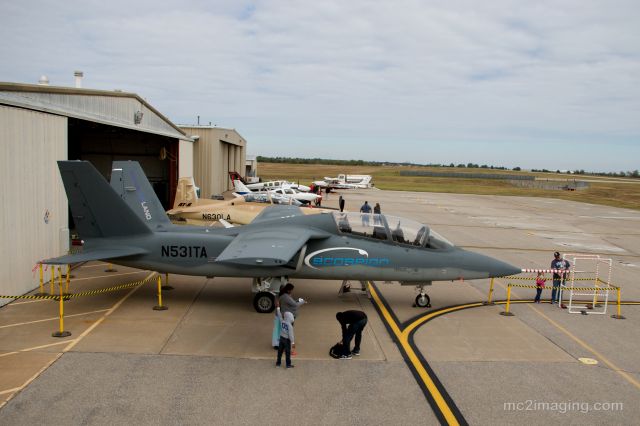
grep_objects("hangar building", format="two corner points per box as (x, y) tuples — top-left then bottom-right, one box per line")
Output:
(0, 81), (246, 305)
(178, 126), (246, 198)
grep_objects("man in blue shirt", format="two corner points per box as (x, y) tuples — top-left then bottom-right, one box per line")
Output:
(360, 201), (372, 226)
(550, 252), (570, 304)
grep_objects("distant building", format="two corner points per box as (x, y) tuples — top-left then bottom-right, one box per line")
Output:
(178, 126), (247, 197)
(246, 154), (258, 180)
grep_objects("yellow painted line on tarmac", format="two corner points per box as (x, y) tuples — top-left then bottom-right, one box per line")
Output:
(494, 280), (640, 391)
(0, 309), (109, 329)
(0, 340), (76, 358)
(369, 283), (462, 426)
(0, 271), (155, 408)
(10, 299), (48, 306)
(526, 303), (640, 391)
(402, 302), (483, 339)
(0, 387), (22, 396)
(63, 271), (156, 353)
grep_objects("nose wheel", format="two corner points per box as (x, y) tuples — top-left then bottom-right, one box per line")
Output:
(414, 294), (431, 308)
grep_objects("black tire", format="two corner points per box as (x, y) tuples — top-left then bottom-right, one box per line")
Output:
(253, 292), (275, 313)
(415, 294), (431, 308)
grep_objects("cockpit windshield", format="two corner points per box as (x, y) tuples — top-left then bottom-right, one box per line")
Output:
(331, 212), (453, 250)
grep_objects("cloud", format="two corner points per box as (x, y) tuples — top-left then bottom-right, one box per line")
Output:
(1, 0), (639, 170)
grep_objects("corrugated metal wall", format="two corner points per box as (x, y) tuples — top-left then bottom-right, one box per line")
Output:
(179, 140), (194, 178)
(183, 127), (246, 198)
(0, 106), (68, 305)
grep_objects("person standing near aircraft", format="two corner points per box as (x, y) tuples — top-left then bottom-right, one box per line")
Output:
(279, 283), (306, 318)
(534, 272), (546, 303)
(278, 283), (306, 355)
(550, 252), (570, 304)
(339, 195), (345, 212)
(373, 203), (381, 225)
(336, 310), (367, 359)
(360, 201), (372, 226)
(275, 307), (295, 368)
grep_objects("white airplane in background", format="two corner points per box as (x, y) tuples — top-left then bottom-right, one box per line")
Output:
(323, 173), (373, 188)
(233, 179), (322, 205)
(229, 172), (310, 192)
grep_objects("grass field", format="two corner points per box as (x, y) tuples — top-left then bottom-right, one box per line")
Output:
(258, 163), (640, 211)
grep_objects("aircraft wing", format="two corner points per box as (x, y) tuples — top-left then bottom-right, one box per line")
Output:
(41, 246), (149, 265)
(215, 227), (328, 266)
(249, 205), (304, 223)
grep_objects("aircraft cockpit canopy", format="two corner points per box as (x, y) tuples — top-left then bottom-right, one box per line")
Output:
(332, 212), (453, 250)
(243, 193), (303, 206)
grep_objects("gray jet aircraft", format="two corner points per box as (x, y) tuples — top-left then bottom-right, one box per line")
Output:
(43, 161), (520, 312)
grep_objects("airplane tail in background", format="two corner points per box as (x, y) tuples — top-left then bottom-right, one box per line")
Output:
(233, 178), (252, 195)
(228, 171), (246, 184)
(58, 161), (152, 238)
(110, 161), (173, 230)
(174, 177), (199, 208)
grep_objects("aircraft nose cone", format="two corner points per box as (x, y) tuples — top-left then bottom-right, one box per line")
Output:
(486, 258), (521, 278)
(459, 249), (521, 278)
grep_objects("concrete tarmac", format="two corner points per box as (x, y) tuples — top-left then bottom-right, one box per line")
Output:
(0, 189), (638, 425)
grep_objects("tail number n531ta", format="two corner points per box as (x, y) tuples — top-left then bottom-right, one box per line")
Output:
(161, 245), (208, 258)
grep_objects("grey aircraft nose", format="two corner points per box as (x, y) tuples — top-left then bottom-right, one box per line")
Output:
(457, 249), (521, 279)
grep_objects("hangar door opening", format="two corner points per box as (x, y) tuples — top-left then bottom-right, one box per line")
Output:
(68, 118), (179, 208)
(221, 141), (242, 192)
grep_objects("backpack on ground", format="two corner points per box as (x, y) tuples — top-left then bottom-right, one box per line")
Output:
(329, 342), (344, 359)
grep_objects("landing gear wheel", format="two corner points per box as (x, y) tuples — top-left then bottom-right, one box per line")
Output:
(253, 292), (275, 313)
(415, 294), (431, 308)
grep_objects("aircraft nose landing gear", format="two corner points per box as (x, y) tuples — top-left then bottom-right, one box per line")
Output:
(414, 293), (431, 308)
(413, 283), (432, 308)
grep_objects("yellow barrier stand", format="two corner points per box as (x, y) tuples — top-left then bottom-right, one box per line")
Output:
(105, 263), (117, 272)
(65, 264), (71, 294)
(50, 266), (55, 295)
(500, 285), (514, 316)
(153, 275), (168, 311)
(161, 272), (174, 291)
(58, 266), (63, 296)
(483, 278), (495, 305)
(611, 287), (626, 319)
(52, 269), (71, 338)
(39, 264), (44, 294)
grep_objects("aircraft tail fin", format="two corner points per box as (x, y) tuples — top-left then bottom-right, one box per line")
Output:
(228, 171), (246, 184)
(58, 161), (152, 238)
(110, 161), (173, 230)
(174, 177), (199, 208)
(232, 178), (252, 195)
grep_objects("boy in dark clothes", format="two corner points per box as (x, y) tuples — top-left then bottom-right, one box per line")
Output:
(275, 307), (295, 368)
(336, 310), (368, 359)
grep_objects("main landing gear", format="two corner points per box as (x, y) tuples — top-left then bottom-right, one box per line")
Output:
(252, 276), (287, 313)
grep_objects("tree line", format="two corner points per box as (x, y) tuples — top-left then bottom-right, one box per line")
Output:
(257, 156), (639, 178)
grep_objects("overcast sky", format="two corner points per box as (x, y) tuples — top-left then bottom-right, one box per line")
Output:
(1, 0), (639, 171)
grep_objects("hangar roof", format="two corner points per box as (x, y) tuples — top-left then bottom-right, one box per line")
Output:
(179, 125), (246, 147)
(0, 82), (192, 141)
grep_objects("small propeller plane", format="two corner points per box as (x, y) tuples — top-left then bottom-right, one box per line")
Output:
(43, 161), (520, 313)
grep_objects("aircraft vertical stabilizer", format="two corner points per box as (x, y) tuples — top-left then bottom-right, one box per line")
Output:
(58, 161), (152, 238)
(174, 177), (199, 208)
(110, 161), (173, 230)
